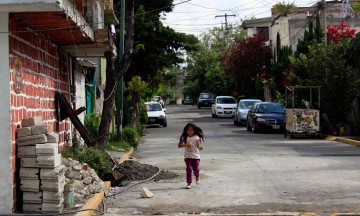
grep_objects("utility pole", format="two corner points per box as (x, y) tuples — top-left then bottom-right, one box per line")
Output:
(215, 13), (235, 45)
(320, 0), (327, 44)
(117, 0), (125, 141)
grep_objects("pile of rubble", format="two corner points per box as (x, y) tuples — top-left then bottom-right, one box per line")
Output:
(62, 157), (106, 205)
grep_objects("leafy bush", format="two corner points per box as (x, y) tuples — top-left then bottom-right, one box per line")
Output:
(84, 113), (101, 139)
(122, 127), (138, 148)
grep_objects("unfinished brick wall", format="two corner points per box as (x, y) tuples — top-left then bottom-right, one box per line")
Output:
(9, 16), (73, 207)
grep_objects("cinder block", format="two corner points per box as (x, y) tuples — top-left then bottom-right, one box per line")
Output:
(42, 202), (63, 213)
(20, 167), (39, 180)
(20, 179), (40, 192)
(40, 175), (65, 192)
(40, 165), (65, 180)
(43, 191), (64, 203)
(23, 203), (42, 213)
(21, 116), (43, 127)
(16, 127), (31, 138)
(17, 146), (36, 158)
(47, 133), (59, 143)
(31, 124), (52, 135)
(16, 134), (47, 146)
(36, 143), (58, 156)
(20, 158), (37, 167)
(23, 192), (42, 204)
(37, 154), (61, 168)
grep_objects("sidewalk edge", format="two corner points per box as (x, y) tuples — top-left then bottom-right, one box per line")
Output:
(75, 181), (111, 216)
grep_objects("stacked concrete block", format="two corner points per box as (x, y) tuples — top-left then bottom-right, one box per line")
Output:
(16, 116), (64, 213)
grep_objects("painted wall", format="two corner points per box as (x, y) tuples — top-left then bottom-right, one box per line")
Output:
(0, 12), (13, 214)
(75, 68), (86, 124)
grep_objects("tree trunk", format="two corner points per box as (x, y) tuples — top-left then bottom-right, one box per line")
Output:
(97, 0), (134, 148)
(97, 52), (115, 148)
(130, 90), (140, 128)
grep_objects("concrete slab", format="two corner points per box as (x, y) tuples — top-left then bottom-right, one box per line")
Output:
(47, 133), (59, 143)
(36, 143), (58, 156)
(21, 116), (43, 127)
(20, 179), (40, 192)
(43, 191), (64, 203)
(23, 192), (42, 204)
(22, 203), (42, 213)
(42, 202), (64, 213)
(37, 153), (62, 168)
(40, 165), (65, 180)
(16, 134), (47, 146)
(31, 124), (52, 135)
(19, 167), (40, 180)
(40, 175), (65, 192)
(16, 127), (31, 138)
(17, 146), (36, 158)
(20, 158), (37, 167)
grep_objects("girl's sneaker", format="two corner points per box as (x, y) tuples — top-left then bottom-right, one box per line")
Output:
(196, 177), (200, 184)
(186, 185), (191, 189)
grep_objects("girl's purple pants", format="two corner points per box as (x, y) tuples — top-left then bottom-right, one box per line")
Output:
(184, 158), (200, 184)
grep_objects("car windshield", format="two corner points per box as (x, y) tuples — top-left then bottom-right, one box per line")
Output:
(239, 101), (260, 109)
(200, 94), (213, 99)
(217, 97), (236, 104)
(146, 103), (162, 111)
(256, 104), (285, 113)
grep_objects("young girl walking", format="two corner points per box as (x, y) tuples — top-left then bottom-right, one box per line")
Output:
(178, 123), (204, 189)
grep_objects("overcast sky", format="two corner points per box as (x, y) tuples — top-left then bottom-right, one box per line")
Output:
(161, 0), (320, 36)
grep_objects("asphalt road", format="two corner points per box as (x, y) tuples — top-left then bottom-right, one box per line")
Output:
(105, 105), (360, 215)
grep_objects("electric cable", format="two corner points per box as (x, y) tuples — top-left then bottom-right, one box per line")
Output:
(105, 165), (162, 198)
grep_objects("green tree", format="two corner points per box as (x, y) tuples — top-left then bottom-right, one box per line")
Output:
(289, 43), (360, 126)
(221, 34), (272, 99)
(272, 1), (297, 15)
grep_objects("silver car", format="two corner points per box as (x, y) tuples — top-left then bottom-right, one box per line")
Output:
(233, 99), (262, 126)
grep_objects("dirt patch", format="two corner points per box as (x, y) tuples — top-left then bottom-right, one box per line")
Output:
(113, 160), (178, 181)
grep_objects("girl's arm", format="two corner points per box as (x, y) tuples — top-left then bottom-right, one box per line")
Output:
(178, 138), (189, 148)
(196, 139), (201, 148)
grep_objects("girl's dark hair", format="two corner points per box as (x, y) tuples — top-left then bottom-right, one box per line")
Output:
(179, 122), (204, 143)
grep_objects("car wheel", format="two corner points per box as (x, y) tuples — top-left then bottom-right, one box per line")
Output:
(163, 120), (167, 127)
(198, 105), (201, 109)
(246, 120), (252, 131)
(234, 118), (237, 125)
(252, 121), (258, 133)
(212, 112), (215, 118)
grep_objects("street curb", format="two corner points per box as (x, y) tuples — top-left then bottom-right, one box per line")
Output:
(75, 181), (111, 216)
(118, 147), (134, 164)
(321, 134), (360, 146)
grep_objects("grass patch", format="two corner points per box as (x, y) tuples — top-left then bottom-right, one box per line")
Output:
(106, 140), (132, 152)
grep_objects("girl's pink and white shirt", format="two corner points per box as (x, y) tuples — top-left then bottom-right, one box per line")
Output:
(183, 135), (201, 159)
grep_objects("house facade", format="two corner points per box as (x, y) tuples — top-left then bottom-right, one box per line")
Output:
(242, 1), (360, 60)
(0, 0), (116, 213)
